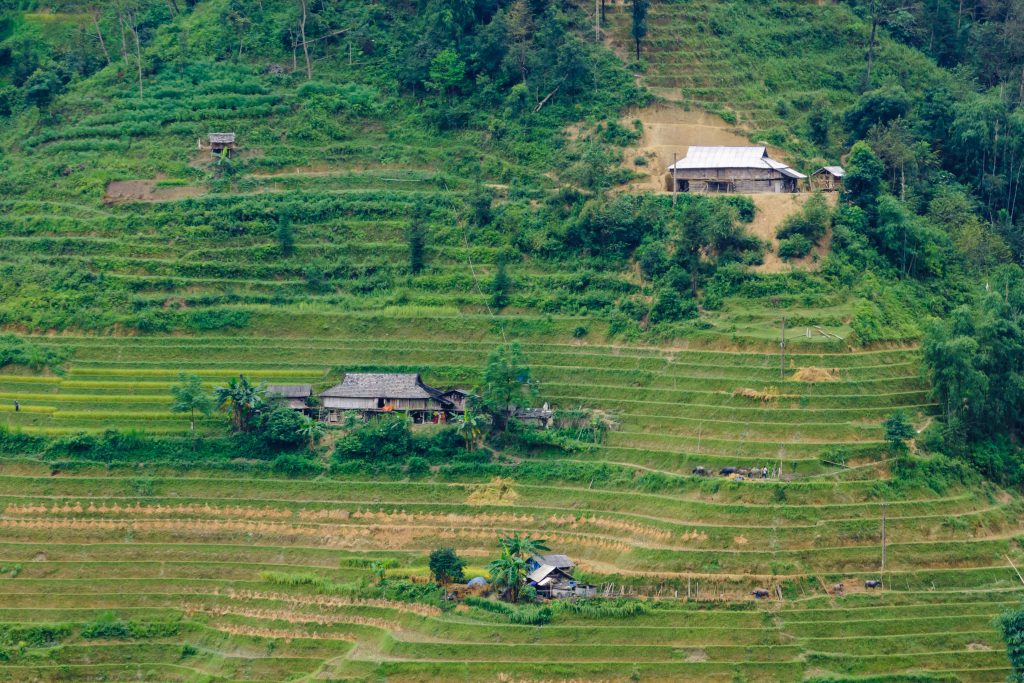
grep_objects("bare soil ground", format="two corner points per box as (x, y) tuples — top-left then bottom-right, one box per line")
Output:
(103, 179), (206, 203)
(620, 103), (752, 192)
(748, 193), (838, 273)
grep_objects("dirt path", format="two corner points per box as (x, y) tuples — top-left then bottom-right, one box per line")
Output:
(104, 179), (205, 203)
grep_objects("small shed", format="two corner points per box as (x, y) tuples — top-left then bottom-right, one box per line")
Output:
(266, 384), (312, 412)
(667, 146), (806, 193)
(439, 389), (472, 414)
(526, 554), (594, 599)
(515, 404), (553, 429)
(811, 166), (845, 191)
(319, 373), (452, 423)
(206, 132), (237, 158)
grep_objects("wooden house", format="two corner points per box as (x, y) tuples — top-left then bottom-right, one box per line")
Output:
(206, 132), (237, 158)
(811, 166), (845, 191)
(667, 146), (806, 193)
(526, 554), (595, 599)
(319, 373), (453, 423)
(439, 389), (471, 414)
(266, 384), (312, 413)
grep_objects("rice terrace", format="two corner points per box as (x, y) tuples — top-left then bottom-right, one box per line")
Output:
(2, 1), (1024, 682)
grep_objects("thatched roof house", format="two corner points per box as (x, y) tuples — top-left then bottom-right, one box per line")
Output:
(266, 384), (312, 411)
(319, 373), (452, 420)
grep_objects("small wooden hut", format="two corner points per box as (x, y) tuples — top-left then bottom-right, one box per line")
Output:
(266, 384), (313, 413)
(811, 166), (845, 191)
(205, 132), (237, 158)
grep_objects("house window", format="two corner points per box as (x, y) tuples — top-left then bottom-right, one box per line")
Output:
(377, 398), (386, 408)
(707, 181), (733, 193)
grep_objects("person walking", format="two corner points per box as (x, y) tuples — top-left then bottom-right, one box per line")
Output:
(13, 400), (19, 412)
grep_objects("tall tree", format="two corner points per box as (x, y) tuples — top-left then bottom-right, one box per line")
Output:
(478, 343), (537, 431)
(487, 550), (527, 602)
(169, 372), (213, 436)
(429, 547), (465, 589)
(276, 211), (295, 257)
(631, 0), (649, 59)
(999, 603), (1024, 682)
(407, 217), (426, 275)
(214, 375), (266, 432)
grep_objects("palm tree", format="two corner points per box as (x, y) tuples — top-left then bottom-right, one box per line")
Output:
(498, 532), (549, 560)
(456, 410), (486, 451)
(487, 550), (527, 603)
(297, 414), (326, 452)
(214, 375), (265, 432)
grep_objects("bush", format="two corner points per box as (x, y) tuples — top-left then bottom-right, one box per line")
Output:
(271, 453), (322, 477)
(257, 406), (306, 449)
(334, 414), (413, 461)
(406, 456), (430, 477)
(777, 235), (813, 259)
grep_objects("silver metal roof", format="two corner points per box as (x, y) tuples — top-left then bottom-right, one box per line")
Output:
(668, 146), (806, 179)
(815, 165), (845, 177)
(320, 373), (437, 399)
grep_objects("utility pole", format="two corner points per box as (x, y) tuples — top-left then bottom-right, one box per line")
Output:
(672, 152), (678, 206)
(880, 500), (887, 588)
(779, 316), (786, 379)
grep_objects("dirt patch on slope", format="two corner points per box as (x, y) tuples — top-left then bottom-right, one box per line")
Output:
(748, 193), (838, 273)
(621, 103), (752, 192)
(104, 179), (205, 203)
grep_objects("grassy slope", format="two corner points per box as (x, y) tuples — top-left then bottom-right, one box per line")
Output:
(0, 1), (1019, 682)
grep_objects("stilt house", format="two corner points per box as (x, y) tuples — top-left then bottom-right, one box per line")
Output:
(319, 373), (455, 423)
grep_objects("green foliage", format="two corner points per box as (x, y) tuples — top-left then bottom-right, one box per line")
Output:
(334, 413), (413, 461)
(428, 547), (465, 586)
(777, 235), (813, 260)
(489, 260), (510, 310)
(270, 453), (322, 476)
(883, 411), (916, 453)
(169, 372), (213, 434)
(843, 142), (885, 213)
(214, 375), (266, 433)
(630, 0), (650, 59)
(998, 603), (1024, 681)
(276, 211), (294, 257)
(0, 334), (67, 373)
(478, 343), (537, 431)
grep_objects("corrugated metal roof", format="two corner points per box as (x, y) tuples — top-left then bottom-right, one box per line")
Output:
(815, 165), (845, 177)
(320, 373), (436, 399)
(668, 146), (806, 178)
(266, 384), (312, 398)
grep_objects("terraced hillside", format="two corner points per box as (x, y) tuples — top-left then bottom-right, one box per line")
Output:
(0, 325), (1021, 681)
(603, 0), (949, 159)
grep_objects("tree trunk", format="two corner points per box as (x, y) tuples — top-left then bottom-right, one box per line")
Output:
(298, 0), (313, 80)
(866, 0), (878, 88)
(128, 12), (144, 97)
(91, 10), (111, 65)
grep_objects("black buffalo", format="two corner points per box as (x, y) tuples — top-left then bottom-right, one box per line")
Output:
(864, 580), (882, 589)
(752, 588), (770, 599)
(719, 467), (737, 476)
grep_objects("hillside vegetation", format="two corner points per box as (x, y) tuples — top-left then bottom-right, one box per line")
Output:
(0, 0), (1023, 681)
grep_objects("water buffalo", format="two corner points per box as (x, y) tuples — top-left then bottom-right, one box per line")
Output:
(736, 468), (751, 477)
(692, 466), (708, 476)
(864, 580), (882, 589)
(833, 583), (845, 595)
(719, 467), (737, 476)
(752, 588), (770, 599)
